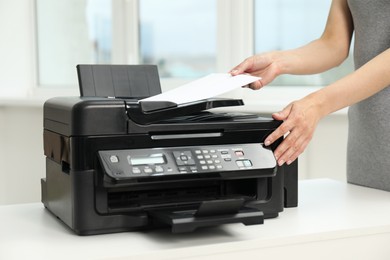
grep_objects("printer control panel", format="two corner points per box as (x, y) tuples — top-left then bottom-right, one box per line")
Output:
(98, 143), (276, 180)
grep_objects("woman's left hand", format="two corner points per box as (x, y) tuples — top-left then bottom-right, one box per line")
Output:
(264, 96), (324, 166)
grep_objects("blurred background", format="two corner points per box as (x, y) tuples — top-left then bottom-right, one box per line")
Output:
(0, 0), (350, 204)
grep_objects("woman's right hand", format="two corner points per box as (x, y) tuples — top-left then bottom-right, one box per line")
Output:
(230, 52), (283, 90)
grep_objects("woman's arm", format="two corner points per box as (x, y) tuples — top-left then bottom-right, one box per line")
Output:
(231, 0), (354, 88)
(277, 0), (354, 74)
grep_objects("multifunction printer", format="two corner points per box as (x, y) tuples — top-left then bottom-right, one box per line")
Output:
(41, 65), (297, 235)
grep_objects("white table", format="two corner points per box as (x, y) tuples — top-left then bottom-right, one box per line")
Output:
(1, 179), (390, 260)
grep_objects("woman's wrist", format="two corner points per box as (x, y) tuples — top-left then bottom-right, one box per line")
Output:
(304, 91), (330, 119)
(268, 50), (298, 76)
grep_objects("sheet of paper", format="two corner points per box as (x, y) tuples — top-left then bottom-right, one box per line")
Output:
(140, 73), (261, 104)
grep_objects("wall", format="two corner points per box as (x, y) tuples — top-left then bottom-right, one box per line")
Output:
(307, 114), (348, 180)
(0, 0), (34, 97)
(0, 108), (5, 203)
(0, 106), (44, 204)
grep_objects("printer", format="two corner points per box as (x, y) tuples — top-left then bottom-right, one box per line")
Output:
(41, 64), (297, 235)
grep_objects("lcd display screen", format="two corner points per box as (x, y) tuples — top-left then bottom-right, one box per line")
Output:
(128, 154), (165, 165)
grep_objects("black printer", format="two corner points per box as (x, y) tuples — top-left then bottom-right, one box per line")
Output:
(41, 64), (297, 235)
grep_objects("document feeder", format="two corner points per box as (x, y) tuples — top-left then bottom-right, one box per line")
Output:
(41, 64), (298, 235)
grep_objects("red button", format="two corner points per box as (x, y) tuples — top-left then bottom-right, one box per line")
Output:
(235, 151), (244, 156)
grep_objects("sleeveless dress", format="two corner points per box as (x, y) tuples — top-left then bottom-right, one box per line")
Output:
(347, 0), (390, 191)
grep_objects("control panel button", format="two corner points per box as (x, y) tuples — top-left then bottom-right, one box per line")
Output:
(155, 166), (164, 173)
(243, 160), (252, 167)
(110, 155), (119, 163)
(178, 166), (188, 173)
(236, 160), (245, 167)
(132, 167), (141, 174)
(235, 150), (244, 157)
(187, 159), (196, 165)
(236, 159), (253, 168)
(176, 160), (185, 166)
(144, 168), (153, 174)
(174, 151), (195, 166)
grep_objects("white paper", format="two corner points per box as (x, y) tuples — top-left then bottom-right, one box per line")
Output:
(140, 73), (261, 105)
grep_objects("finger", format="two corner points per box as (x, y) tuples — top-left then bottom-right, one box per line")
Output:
(275, 132), (306, 165)
(230, 58), (254, 76)
(273, 130), (297, 161)
(272, 111), (287, 121)
(264, 120), (292, 147)
(286, 139), (310, 165)
(230, 69), (241, 76)
(264, 106), (293, 146)
(272, 103), (293, 121)
(247, 80), (264, 90)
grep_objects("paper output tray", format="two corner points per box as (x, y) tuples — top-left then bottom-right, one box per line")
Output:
(149, 198), (264, 233)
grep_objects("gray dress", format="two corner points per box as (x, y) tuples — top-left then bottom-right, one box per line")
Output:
(347, 0), (390, 191)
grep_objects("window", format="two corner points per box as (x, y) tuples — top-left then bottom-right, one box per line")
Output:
(36, 0), (112, 87)
(254, 0), (354, 86)
(34, 0), (353, 90)
(139, 0), (217, 78)
(35, 0), (216, 88)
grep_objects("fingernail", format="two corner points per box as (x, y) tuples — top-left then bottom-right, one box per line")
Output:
(264, 140), (271, 146)
(287, 160), (292, 165)
(278, 160), (285, 166)
(273, 112), (281, 117)
(231, 69), (238, 74)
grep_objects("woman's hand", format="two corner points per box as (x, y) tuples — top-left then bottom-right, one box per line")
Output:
(264, 95), (324, 166)
(230, 53), (282, 89)
(231, 53), (326, 165)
